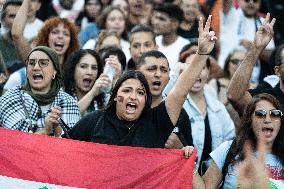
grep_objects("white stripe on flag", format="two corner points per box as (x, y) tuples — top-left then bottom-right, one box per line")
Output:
(0, 175), (85, 189)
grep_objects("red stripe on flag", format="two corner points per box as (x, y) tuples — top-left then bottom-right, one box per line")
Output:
(0, 128), (195, 188)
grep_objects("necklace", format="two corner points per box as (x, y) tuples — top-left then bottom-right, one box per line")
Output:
(125, 123), (134, 130)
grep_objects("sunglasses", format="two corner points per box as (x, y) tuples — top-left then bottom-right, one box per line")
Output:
(230, 59), (243, 65)
(254, 109), (283, 120)
(26, 59), (50, 68)
(244, 0), (259, 3)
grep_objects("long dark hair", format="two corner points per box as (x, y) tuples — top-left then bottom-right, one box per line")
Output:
(105, 70), (152, 115)
(221, 93), (284, 186)
(63, 49), (105, 108)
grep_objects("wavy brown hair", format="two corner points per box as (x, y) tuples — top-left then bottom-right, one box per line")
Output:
(35, 17), (79, 64)
(221, 93), (284, 187)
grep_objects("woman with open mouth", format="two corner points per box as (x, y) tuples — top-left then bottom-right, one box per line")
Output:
(67, 16), (217, 148)
(0, 46), (81, 136)
(191, 93), (284, 189)
(63, 49), (110, 116)
(12, 7), (79, 66)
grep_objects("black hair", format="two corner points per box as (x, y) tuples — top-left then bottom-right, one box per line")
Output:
(105, 70), (152, 115)
(128, 24), (156, 44)
(63, 49), (105, 109)
(153, 3), (184, 23)
(99, 46), (127, 71)
(272, 44), (284, 67)
(136, 50), (168, 68)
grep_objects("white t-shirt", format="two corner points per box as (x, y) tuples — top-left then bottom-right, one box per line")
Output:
(24, 18), (43, 42)
(156, 35), (189, 71)
(4, 67), (26, 91)
(211, 140), (284, 188)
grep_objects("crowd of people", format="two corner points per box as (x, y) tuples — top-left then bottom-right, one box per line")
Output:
(0, 0), (283, 188)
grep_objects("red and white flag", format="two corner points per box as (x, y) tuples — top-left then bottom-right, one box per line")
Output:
(0, 128), (195, 189)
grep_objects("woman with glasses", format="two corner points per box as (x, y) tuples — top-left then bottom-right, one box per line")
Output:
(0, 46), (81, 135)
(192, 93), (284, 188)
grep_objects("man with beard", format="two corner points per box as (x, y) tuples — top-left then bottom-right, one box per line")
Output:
(227, 14), (283, 114)
(137, 50), (193, 149)
(151, 3), (189, 71)
(219, 0), (275, 83)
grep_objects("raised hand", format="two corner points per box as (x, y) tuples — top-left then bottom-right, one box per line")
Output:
(44, 106), (62, 136)
(92, 73), (112, 95)
(254, 13), (276, 50)
(197, 15), (217, 55)
(236, 139), (269, 189)
(105, 55), (122, 79)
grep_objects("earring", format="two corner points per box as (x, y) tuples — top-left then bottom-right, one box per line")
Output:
(52, 74), (56, 79)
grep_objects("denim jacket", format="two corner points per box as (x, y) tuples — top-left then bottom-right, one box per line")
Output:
(183, 85), (235, 168)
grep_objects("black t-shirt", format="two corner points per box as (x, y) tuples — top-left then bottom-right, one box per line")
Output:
(249, 81), (284, 106)
(68, 101), (174, 148)
(177, 21), (199, 42)
(174, 108), (193, 146)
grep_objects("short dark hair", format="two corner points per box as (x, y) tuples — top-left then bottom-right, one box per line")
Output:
(128, 24), (156, 44)
(136, 50), (168, 68)
(99, 46), (127, 71)
(105, 70), (152, 114)
(273, 44), (284, 67)
(153, 3), (184, 22)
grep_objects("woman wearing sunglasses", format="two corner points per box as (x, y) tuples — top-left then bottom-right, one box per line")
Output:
(192, 93), (284, 188)
(0, 46), (81, 136)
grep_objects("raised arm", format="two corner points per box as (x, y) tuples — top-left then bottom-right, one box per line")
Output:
(165, 16), (217, 125)
(78, 74), (111, 114)
(11, 0), (32, 61)
(227, 13), (276, 113)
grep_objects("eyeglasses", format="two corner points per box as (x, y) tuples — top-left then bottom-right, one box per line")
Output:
(244, 0), (259, 3)
(26, 59), (50, 68)
(254, 109), (283, 120)
(230, 59), (243, 65)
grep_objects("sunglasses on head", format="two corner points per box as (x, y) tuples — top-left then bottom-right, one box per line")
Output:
(254, 109), (283, 120)
(244, 0), (259, 3)
(26, 59), (50, 68)
(230, 59), (243, 65)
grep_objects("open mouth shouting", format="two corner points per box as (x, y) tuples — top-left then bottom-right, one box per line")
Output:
(261, 126), (274, 138)
(33, 73), (44, 81)
(151, 80), (161, 90)
(126, 102), (137, 114)
(52, 42), (66, 54)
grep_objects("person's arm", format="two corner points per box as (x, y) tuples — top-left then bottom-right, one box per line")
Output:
(11, 0), (32, 61)
(227, 13), (276, 113)
(78, 74), (111, 114)
(165, 16), (217, 126)
(192, 161), (222, 189)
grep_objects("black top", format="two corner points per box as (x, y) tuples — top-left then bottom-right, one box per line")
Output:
(249, 81), (284, 107)
(68, 101), (175, 148)
(198, 114), (212, 175)
(174, 108), (193, 146)
(177, 20), (199, 42)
